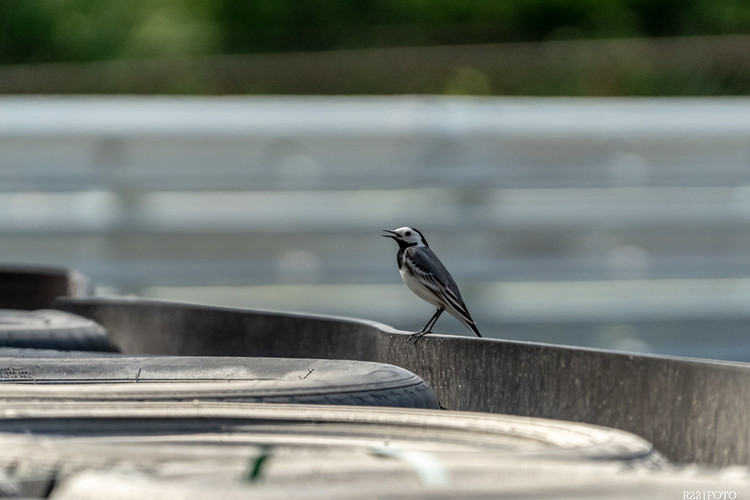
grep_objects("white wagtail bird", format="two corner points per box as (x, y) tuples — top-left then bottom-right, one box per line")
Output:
(383, 226), (481, 342)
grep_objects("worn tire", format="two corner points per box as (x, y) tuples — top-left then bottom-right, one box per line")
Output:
(0, 265), (93, 310)
(0, 401), (663, 462)
(0, 356), (439, 409)
(0, 310), (115, 352)
(0, 401), (673, 499)
(0, 347), (121, 358)
(48, 466), (750, 500)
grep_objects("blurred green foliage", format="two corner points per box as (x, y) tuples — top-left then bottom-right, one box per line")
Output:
(0, 0), (218, 63)
(1, 0), (749, 95)
(2, 0), (750, 64)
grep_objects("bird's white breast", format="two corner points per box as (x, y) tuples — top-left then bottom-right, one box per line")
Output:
(399, 267), (441, 307)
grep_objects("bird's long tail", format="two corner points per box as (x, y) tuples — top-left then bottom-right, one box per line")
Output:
(467, 321), (482, 338)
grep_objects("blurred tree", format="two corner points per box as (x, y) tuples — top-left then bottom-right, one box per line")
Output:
(0, 0), (218, 63)
(3, 0), (750, 65)
(0, 1), (57, 63)
(1, 0), (750, 95)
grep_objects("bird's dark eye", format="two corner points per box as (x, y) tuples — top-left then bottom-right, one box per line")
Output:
(405, 231), (412, 236)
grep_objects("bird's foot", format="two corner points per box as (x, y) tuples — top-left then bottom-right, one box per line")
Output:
(408, 329), (430, 343)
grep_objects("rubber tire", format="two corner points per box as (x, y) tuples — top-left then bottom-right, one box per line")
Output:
(0, 310), (115, 352)
(0, 402), (664, 491)
(0, 402), (669, 498)
(0, 347), (122, 358)
(0, 265), (93, 310)
(0, 401), (662, 461)
(49, 466), (750, 500)
(0, 356), (439, 409)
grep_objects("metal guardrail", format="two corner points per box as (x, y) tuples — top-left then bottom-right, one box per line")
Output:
(3, 97), (750, 360)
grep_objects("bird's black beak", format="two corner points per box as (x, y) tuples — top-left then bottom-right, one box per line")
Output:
(382, 229), (398, 239)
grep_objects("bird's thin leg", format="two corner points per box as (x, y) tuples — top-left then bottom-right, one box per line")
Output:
(408, 307), (444, 343)
(420, 307), (443, 333)
(424, 307), (444, 332)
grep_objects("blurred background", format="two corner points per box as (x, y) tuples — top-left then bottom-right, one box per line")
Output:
(2, 0), (750, 361)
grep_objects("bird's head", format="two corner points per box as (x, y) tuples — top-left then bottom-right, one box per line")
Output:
(382, 226), (428, 248)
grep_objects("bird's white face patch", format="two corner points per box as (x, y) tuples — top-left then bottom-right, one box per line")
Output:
(392, 226), (426, 246)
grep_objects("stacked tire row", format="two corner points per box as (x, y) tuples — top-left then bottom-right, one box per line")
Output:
(1, 266), (749, 498)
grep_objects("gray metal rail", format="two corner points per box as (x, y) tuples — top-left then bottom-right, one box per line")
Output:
(3, 97), (750, 359)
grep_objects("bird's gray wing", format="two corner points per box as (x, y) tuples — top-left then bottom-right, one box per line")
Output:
(403, 246), (473, 321)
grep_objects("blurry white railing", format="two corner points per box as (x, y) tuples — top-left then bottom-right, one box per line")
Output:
(2, 96), (750, 360)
